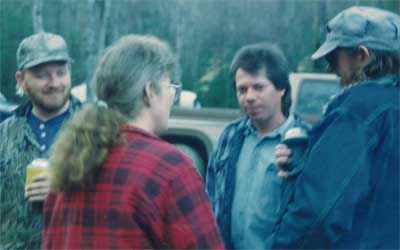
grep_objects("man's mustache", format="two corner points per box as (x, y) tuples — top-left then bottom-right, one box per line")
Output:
(42, 86), (67, 94)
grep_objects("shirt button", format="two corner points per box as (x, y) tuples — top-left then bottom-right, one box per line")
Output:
(40, 145), (46, 151)
(40, 132), (46, 138)
(39, 124), (45, 129)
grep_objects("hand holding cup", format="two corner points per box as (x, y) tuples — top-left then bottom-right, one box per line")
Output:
(25, 158), (52, 202)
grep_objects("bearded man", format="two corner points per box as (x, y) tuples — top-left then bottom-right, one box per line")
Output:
(0, 32), (81, 249)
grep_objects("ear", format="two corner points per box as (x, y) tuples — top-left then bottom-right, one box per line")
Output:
(143, 81), (154, 107)
(15, 71), (26, 92)
(358, 45), (370, 64)
(280, 88), (286, 97)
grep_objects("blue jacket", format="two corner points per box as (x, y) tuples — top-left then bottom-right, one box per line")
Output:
(206, 113), (310, 248)
(271, 75), (400, 249)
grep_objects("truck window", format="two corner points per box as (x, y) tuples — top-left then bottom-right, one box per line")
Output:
(296, 79), (340, 117)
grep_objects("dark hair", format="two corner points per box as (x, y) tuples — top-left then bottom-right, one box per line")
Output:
(363, 50), (399, 78)
(50, 35), (176, 192)
(337, 47), (399, 84)
(230, 43), (292, 117)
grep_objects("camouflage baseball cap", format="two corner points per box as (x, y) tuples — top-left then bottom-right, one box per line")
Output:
(16, 32), (72, 70)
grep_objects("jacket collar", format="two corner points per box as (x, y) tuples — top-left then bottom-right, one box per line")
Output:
(242, 113), (306, 138)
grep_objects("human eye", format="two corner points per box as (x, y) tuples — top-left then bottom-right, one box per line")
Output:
(33, 70), (48, 79)
(57, 68), (67, 77)
(253, 83), (266, 91)
(236, 86), (247, 95)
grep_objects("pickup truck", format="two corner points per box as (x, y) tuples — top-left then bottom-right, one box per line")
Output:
(160, 73), (340, 177)
(160, 107), (240, 177)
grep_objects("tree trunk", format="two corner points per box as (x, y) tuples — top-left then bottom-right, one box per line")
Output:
(174, 0), (184, 83)
(32, 0), (44, 33)
(97, 0), (111, 55)
(85, 0), (111, 101)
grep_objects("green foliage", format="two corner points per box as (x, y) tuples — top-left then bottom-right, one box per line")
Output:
(197, 58), (237, 108)
(0, 0), (32, 102)
(0, 0), (398, 107)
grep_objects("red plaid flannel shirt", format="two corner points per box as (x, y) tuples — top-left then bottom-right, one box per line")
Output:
(42, 125), (224, 249)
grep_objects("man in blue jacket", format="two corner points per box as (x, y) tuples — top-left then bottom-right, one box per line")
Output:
(206, 43), (310, 249)
(272, 6), (399, 249)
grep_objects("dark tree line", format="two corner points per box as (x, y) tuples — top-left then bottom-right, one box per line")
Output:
(0, 0), (398, 108)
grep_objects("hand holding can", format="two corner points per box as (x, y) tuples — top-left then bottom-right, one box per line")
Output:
(25, 158), (52, 203)
(280, 127), (309, 172)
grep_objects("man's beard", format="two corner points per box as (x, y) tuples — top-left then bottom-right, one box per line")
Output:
(340, 69), (367, 88)
(27, 86), (70, 114)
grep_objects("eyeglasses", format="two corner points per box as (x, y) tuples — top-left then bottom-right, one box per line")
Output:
(168, 82), (182, 103)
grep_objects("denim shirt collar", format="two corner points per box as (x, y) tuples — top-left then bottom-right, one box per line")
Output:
(243, 113), (295, 139)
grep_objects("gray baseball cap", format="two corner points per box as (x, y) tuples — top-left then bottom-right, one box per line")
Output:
(312, 6), (400, 60)
(16, 32), (72, 70)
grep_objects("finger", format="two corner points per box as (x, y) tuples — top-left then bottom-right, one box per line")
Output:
(275, 151), (291, 160)
(26, 186), (50, 195)
(275, 147), (291, 157)
(25, 185), (50, 198)
(276, 156), (290, 166)
(277, 170), (290, 178)
(31, 172), (51, 182)
(26, 177), (51, 191)
(26, 189), (50, 199)
(275, 143), (287, 148)
(275, 143), (288, 152)
(28, 194), (48, 202)
(276, 143), (291, 150)
(275, 146), (292, 155)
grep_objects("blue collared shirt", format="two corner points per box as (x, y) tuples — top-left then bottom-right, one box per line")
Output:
(231, 114), (295, 249)
(28, 108), (71, 157)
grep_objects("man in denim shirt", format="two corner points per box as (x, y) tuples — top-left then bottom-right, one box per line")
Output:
(272, 7), (400, 249)
(206, 43), (310, 249)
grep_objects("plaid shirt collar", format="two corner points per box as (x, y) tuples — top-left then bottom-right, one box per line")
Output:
(120, 124), (159, 139)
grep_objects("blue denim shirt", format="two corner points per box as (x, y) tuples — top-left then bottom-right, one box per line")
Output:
(206, 113), (310, 248)
(271, 75), (400, 249)
(231, 114), (299, 249)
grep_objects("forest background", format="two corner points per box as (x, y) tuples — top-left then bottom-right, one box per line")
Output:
(0, 0), (398, 108)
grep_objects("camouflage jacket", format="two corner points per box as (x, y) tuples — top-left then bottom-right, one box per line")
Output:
(0, 97), (81, 250)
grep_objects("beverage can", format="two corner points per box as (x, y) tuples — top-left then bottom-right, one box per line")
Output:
(283, 127), (308, 142)
(25, 158), (50, 185)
